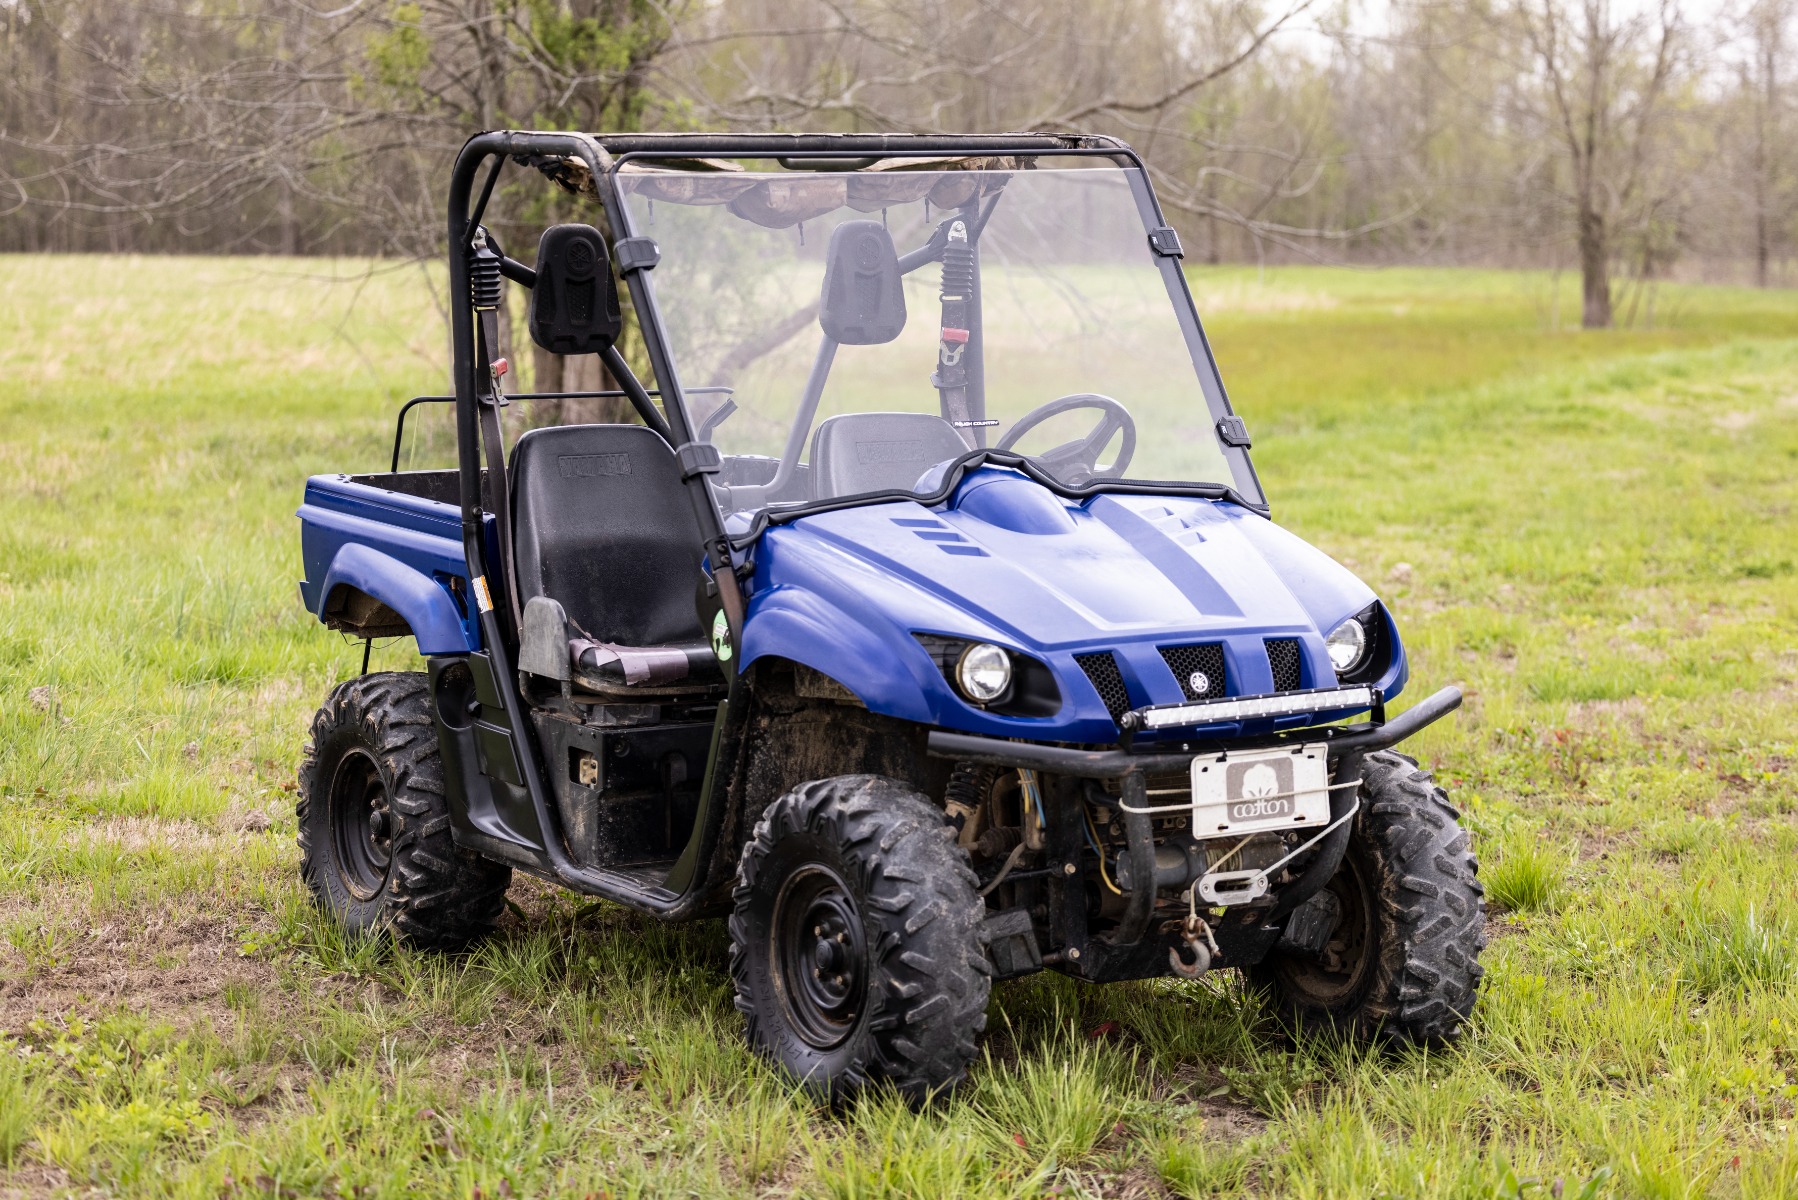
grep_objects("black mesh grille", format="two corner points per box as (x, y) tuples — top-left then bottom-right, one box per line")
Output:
(1265, 638), (1303, 692)
(1159, 643), (1227, 700)
(1075, 652), (1132, 723)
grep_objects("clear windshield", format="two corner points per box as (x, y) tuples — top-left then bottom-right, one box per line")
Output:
(617, 161), (1256, 518)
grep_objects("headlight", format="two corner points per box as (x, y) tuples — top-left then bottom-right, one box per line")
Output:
(955, 642), (1013, 704)
(915, 634), (1061, 716)
(1325, 616), (1369, 675)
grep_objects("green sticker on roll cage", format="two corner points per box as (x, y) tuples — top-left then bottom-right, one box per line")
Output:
(712, 609), (732, 662)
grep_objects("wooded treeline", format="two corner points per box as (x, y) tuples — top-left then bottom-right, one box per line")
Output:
(1, 0), (1792, 326)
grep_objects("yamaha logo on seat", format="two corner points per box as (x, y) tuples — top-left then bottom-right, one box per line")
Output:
(855, 440), (930, 465)
(558, 453), (632, 478)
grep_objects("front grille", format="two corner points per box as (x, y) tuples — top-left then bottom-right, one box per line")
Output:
(1159, 643), (1227, 700)
(1075, 652), (1132, 723)
(1265, 638), (1304, 692)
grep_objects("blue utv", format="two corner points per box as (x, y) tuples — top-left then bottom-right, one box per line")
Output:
(295, 130), (1485, 1100)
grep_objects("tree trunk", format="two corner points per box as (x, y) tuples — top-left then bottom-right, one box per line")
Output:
(529, 349), (631, 425)
(1756, 208), (1769, 290)
(1755, 24), (1777, 288)
(279, 183), (297, 256)
(532, 344), (564, 394)
(1578, 206), (1613, 329)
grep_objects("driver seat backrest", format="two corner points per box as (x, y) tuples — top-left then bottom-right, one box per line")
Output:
(510, 424), (705, 649)
(810, 412), (970, 499)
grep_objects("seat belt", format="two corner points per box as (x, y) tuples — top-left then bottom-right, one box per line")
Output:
(933, 216), (987, 448)
(474, 300), (524, 636)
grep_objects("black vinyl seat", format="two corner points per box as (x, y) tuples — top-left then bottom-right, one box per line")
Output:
(510, 424), (722, 694)
(810, 412), (971, 499)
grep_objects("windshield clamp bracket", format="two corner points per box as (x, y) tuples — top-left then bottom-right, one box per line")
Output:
(1148, 226), (1185, 258)
(676, 441), (723, 481)
(1216, 415), (1253, 448)
(614, 236), (660, 275)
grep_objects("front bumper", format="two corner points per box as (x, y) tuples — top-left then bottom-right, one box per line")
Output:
(924, 684), (1462, 777)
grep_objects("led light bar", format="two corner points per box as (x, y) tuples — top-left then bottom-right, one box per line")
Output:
(1131, 685), (1378, 730)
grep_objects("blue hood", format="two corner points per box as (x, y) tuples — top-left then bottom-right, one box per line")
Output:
(739, 467), (1406, 744)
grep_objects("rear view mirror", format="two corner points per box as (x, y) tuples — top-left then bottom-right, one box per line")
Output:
(819, 220), (906, 345)
(529, 224), (623, 355)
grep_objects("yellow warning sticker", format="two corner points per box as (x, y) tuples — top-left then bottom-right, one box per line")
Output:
(472, 575), (493, 612)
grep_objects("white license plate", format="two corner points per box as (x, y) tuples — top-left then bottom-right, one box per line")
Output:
(1190, 744), (1330, 836)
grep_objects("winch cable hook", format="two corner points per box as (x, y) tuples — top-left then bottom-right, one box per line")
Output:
(1170, 886), (1222, 979)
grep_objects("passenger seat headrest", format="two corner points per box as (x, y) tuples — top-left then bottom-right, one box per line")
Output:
(819, 220), (906, 345)
(529, 224), (623, 355)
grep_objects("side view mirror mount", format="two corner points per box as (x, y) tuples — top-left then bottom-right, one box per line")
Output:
(529, 224), (623, 355)
(819, 219), (906, 346)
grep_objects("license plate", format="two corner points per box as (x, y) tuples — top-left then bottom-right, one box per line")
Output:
(1190, 744), (1330, 836)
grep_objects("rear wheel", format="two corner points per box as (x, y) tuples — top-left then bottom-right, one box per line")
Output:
(1251, 750), (1485, 1044)
(729, 775), (990, 1103)
(298, 672), (511, 949)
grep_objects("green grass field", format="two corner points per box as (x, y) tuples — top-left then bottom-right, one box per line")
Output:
(2, 256), (1796, 1198)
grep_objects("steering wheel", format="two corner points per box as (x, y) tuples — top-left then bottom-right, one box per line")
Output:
(995, 393), (1136, 486)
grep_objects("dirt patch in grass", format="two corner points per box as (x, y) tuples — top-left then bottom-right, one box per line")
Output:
(1191, 1092), (1273, 1142)
(1156, 1059), (1275, 1140)
(1069, 1162), (1169, 1199)
(76, 816), (243, 852)
(0, 1163), (71, 1200)
(1482, 913), (1522, 943)
(0, 888), (270, 1035)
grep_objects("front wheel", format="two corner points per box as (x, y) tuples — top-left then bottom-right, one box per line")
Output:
(1250, 750), (1486, 1044)
(297, 672), (511, 950)
(729, 775), (991, 1103)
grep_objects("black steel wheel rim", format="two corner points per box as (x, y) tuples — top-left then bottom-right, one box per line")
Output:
(329, 749), (393, 901)
(1276, 852), (1374, 1007)
(771, 863), (869, 1050)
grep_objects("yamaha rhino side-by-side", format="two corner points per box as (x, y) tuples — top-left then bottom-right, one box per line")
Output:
(295, 129), (1485, 1099)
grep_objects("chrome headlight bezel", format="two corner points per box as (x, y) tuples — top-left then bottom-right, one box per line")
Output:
(954, 642), (1014, 705)
(1325, 614), (1371, 676)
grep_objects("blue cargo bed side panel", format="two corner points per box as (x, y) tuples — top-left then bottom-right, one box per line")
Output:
(297, 475), (483, 654)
